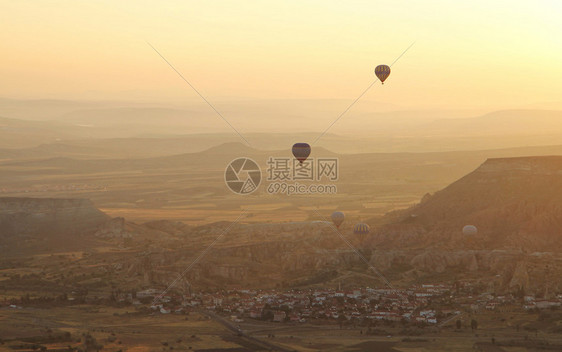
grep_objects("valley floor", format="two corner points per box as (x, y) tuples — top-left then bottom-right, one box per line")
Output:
(1, 304), (561, 352)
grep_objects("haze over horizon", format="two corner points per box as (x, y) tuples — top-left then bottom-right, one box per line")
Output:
(1, 0), (561, 112)
(2, 2), (562, 351)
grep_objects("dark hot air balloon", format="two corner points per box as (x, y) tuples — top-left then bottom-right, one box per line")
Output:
(353, 223), (370, 235)
(292, 143), (311, 164)
(375, 65), (391, 84)
(331, 211), (345, 228)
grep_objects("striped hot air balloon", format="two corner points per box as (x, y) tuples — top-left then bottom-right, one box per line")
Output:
(331, 211), (345, 228)
(462, 225), (478, 236)
(375, 65), (391, 84)
(353, 223), (370, 235)
(292, 143), (311, 164)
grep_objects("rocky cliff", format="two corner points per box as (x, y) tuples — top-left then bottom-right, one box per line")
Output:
(5, 156), (562, 295)
(0, 197), (109, 237)
(111, 218), (561, 295)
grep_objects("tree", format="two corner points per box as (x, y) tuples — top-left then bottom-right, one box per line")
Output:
(261, 309), (274, 321)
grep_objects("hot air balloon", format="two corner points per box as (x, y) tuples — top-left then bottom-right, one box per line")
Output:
(462, 225), (478, 236)
(375, 65), (391, 84)
(292, 143), (311, 164)
(331, 211), (345, 228)
(354, 222), (370, 243)
(353, 223), (370, 235)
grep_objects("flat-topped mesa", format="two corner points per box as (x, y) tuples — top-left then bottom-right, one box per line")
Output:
(0, 197), (109, 237)
(376, 155), (562, 252)
(0, 197), (94, 212)
(477, 156), (562, 174)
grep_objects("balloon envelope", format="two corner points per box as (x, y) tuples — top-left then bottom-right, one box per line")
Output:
(331, 211), (345, 228)
(375, 65), (391, 84)
(462, 225), (478, 236)
(353, 222), (370, 235)
(292, 143), (311, 164)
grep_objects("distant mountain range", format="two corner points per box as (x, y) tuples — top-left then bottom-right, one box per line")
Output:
(1, 96), (562, 153)
(421, 110), (562, 136)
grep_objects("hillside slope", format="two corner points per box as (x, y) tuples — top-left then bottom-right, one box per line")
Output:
(374, 156), (562, 252)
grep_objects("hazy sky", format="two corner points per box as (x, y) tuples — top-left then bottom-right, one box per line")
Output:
(1, 1), (561, 110)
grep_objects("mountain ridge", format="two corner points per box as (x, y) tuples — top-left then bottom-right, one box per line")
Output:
(372, 155), (562, 252)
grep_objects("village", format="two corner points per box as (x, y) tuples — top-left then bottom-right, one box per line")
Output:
(124, 283), (562, 327)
